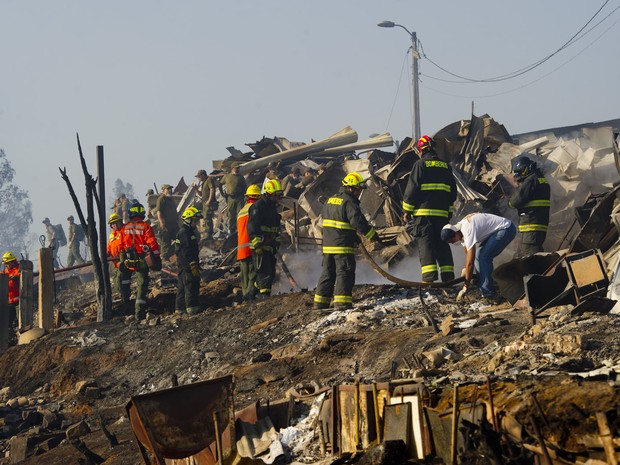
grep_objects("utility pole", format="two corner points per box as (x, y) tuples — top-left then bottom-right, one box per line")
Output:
(410, 31), (421, 142)
(378, 20), (422, 141)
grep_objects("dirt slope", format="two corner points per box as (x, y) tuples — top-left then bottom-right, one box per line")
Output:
(0, 279), (618, 464)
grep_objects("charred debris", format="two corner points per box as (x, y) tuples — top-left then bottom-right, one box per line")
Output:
(137, 115), (620, 465)
(2, 116), (620, 464)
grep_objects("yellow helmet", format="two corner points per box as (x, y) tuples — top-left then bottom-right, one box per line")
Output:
(245, 184), (262, 199)
(108, 213), (122, 225)
(264, 179), (283, 196)
(342, 172), (367, 189)
(181, 206), (203, 221)
(2, 252), (16, 264)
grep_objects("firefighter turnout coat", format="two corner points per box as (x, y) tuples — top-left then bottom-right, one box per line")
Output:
(402, 153), (457, 220)
(314, 188), (377, 309)
(247, 196), (281, 296)
(321, 188), (376, 254)
(402, 152), (457, 282)
(509, 169), (551, 251)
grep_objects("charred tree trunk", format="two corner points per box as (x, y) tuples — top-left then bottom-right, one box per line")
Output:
(58, 134), (112, 321)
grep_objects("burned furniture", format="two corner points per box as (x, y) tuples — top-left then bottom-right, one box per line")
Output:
(127, 375), (235, 465)
(525, 249), (612, 322)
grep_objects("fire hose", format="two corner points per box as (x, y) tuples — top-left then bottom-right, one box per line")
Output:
(359, 240), (464, 333)
(358, 240), (464, 289)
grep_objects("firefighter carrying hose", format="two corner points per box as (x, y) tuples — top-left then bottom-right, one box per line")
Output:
(314, 172), (382, 310)
(509, 155), (551, 256)
(247, 179), (283, 298)
(121, 201), (160, 320)
(402, 135), (457, 283)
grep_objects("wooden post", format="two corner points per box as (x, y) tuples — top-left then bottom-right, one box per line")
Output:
(18, 260), (34, 330)
(529, 414), (553, 465)
(213, 411), (223, 465)
(38, 248), (55, 331)
(450, 383), (459, 465)
(596, 412), (618, 465)
(0, 274), (8, 351)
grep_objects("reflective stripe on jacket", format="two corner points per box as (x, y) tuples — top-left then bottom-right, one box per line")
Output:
(107, 229), (124, 267)
(121, 219), (161, 254)
(247, 196), (281, 252)
(321, 188), (376, 254)
(174, 223), (200, 269)
(237, 199), (257, 260)
(508, 172), (551, 233)
(2, 266), (19, 305)
(402, 153), (457, 217)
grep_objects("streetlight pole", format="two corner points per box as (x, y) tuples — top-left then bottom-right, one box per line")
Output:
(378, 20), (421, 142)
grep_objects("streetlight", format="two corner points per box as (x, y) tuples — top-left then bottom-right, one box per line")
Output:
(378, 20), (421, 142)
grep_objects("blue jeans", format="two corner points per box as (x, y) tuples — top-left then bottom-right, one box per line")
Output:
(475, 223), (516, 297)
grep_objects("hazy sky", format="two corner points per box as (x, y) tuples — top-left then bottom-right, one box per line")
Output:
(1, 0), (619, 255)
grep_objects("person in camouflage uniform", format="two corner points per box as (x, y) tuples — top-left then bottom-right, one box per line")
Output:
(42, 218), (60, 268)
(117, 193), (130, 223)
(220, 162), (247, 235)
(195, 169), (220, 240)
(155, 184), (179, 261)
(66, 215), (85, 267)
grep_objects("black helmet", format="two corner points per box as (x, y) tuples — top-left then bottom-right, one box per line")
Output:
(129, 201), (146, 219)
(512, 156), (534, 182)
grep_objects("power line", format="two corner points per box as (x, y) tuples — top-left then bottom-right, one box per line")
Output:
(420, 14), (620, 99)
(420, 0), (618, 83)
(384, 50), (409, 132)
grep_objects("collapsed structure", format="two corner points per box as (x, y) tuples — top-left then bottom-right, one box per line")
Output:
(1, 116), (619, 465)
(125, 115), (620, 465)
(163, 116), (620, 284)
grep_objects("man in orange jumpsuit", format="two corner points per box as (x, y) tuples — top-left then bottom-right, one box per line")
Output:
(237, 185), (261, 301)
(107, 213), (131, 312)
(120, 202), (161, 320)
(2, 252), (20, 333)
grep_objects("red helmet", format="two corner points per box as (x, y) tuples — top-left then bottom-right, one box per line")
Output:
(416, 135), (435, 154)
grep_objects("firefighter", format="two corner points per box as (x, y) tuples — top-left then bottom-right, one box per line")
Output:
(314, 172), (382, 310)
(107, 213), (131, 312)
(173, 207), (203, 315)
(402, 135), (457, 283)
(237, 185), (261, 301)
(121, 202), (161, 320)
(247, 179), (282, 298)
(2, 252), (20, 332)
(509, 156), (551, 255)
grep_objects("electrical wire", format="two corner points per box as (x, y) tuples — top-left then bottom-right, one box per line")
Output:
(420, 0), (618, 83)
(384, 49), (409, 132)
(420, 14), (620, 99)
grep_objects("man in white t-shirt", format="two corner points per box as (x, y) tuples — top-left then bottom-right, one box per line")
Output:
(440, 213), (516, 300)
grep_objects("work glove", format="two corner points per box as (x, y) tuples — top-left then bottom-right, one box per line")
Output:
(253, 244), (264, 255)
(456, 285), (468, 302)
(190, 261), (201, 277)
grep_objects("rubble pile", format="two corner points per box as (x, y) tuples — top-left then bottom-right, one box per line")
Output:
(0, 116), (619, 464)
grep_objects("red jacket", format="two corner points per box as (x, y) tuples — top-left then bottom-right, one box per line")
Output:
(2, 264), (19, 305)
(107, 229), (124, 267)
(237, 199), (257, 260)
(121, 219), (160, 255)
